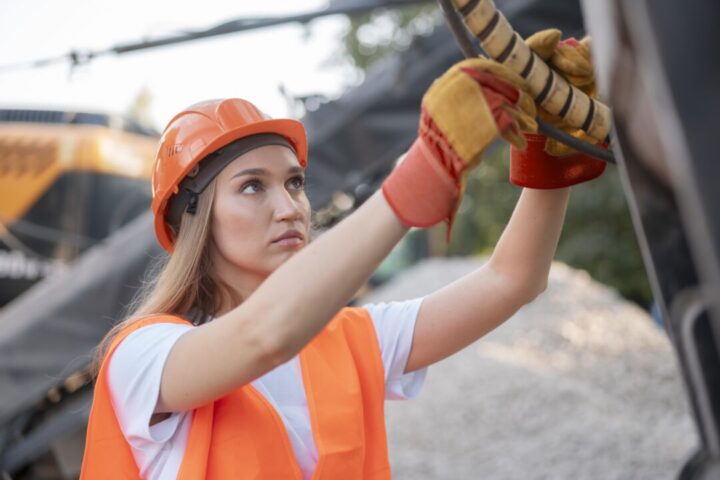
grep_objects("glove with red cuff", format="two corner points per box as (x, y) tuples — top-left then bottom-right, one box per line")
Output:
(382, 57), (536, 231)
(510, 29), (607, 189)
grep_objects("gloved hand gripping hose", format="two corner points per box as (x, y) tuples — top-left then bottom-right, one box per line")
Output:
(438, 0), (616, 164)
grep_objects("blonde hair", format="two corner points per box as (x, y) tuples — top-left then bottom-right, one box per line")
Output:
(93, 179), (240, 375)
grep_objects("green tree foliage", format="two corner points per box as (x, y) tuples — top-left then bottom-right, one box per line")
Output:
(339, 4), (438, 71)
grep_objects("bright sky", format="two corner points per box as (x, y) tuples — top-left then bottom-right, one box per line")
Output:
(0, 0), (355, 130)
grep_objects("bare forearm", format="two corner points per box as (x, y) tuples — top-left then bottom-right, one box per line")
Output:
(406, 187), (570, 372)
(243, 191), (409, 356)
(489, 187), (570, 296)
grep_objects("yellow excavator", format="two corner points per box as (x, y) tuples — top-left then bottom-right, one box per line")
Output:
(0, 109), (158, 306)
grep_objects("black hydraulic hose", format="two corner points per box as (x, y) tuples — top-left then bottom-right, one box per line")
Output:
(537, 121), (616, 164)
(437, 0), (616, 164)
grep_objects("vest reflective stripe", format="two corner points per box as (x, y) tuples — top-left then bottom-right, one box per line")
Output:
(80, 308), (391, 479)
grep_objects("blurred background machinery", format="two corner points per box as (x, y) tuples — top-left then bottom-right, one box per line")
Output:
(582, 0), (720, 477)
(0, 109), (157, 306)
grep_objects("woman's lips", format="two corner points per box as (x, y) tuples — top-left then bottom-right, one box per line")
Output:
(271, 230), (304, 247)
(272, 236), (304, 247)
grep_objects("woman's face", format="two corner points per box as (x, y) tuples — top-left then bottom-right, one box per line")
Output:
(210, 144), (311, 283)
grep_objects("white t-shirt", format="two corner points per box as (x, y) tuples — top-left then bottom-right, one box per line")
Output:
(107, 298), (427, 480)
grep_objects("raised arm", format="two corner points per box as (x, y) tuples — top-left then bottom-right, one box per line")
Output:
(157, 58), (535, 412)
(405, 187), (570, 373)
(405, 28), (609, 373)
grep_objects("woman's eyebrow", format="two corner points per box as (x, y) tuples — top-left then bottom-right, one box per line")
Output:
(232, 166), (304, 179)
(232, 168), (268, 179)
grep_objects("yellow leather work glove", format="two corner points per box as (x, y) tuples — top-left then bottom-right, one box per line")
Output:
(382, 57), (536, 230)
(526, 29), (600, 156)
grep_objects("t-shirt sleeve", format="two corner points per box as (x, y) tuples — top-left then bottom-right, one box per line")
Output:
(107, 322), (193, 445)
(363, 297), (428, 400)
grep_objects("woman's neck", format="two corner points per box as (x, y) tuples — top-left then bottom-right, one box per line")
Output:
(213, 267), (267, 316)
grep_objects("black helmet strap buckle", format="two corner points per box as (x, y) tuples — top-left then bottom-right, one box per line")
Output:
(185, 189), (199, 215)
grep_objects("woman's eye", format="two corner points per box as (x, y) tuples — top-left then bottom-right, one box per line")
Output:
(287, 175), (305, 191)
(240, 180), (263, 194)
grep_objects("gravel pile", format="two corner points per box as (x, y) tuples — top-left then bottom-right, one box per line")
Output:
(360, 257), (698, 480)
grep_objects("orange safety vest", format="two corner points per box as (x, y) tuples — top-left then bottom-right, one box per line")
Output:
(80, 308), (391, 479)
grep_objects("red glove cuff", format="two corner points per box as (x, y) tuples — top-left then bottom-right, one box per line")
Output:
(510, 133), (607, 189)
(382, 136), (460, 228)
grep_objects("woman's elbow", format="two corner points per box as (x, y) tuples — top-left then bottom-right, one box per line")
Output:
(522, 278), (548, 304)
(489, 263), (549, 306)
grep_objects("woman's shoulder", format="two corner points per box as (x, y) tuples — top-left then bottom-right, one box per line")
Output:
(106, 317), (195, 385)
(100, 314), (195, 371)
(112, 314), (193, 345)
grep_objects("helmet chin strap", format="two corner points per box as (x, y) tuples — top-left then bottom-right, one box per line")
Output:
(165, 133), (296, 234)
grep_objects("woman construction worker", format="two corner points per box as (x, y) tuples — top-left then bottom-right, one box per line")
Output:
(80, 29), (604, 479)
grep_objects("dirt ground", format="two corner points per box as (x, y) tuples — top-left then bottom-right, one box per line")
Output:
(360, 258), (698, 480)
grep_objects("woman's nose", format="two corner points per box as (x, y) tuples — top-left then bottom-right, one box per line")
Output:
(272, 187), (303, 222)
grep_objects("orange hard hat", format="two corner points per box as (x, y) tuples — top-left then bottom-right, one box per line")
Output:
(151, 98), (307, 252)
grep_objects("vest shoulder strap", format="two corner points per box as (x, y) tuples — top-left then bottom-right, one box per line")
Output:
(80, 314), (190, 480)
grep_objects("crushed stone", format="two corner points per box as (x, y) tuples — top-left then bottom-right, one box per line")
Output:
(360, 258), (697, 480)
